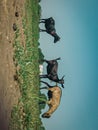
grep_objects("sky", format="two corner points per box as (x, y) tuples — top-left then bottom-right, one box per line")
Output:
(39, 0), (98, 130)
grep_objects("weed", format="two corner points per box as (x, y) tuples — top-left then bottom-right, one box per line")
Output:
(9, 0), (45, 130)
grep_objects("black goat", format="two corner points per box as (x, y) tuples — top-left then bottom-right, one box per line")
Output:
(40, 81), (62, 118)
(39, 17), (60, 43)
(40, 57), (65, 88)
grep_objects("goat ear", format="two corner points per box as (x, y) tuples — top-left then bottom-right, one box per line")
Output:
(61, 84), (64, 88)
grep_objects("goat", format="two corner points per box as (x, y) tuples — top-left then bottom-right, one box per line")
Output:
(40, 81), (62, 118)
(40, 57), (65, 88)
(39, 17), (60, 43)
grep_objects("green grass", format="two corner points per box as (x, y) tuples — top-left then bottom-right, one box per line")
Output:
(9, 0), (46, 130)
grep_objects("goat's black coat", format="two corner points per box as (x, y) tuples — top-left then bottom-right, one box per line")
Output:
(40, 58), (64, 88)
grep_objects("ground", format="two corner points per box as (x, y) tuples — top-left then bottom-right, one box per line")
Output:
(0, 0), (25, 129)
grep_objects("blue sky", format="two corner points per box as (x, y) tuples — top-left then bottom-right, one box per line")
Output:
(39, 0), (98, 130)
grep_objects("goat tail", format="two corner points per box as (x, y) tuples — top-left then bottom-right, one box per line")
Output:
(42, 112), (51, 118)
(56, 57), (61, 61)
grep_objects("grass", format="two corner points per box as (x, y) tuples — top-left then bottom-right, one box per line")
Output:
(9, 0), (46, 130)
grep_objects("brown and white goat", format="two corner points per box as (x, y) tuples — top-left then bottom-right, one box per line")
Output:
(40, 81), (62, 118)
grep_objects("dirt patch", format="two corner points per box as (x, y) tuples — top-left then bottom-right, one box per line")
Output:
(0, 0), (25, 129)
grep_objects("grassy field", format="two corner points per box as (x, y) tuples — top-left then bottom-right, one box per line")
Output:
(9, 0), (46, 130)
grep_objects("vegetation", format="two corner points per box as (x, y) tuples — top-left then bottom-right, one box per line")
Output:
(9, 0), (46, 130)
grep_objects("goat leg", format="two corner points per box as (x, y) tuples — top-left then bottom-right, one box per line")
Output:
(40, 86), (48, 90)
(39, 29), (46, 32)
(39, 21), (45, 23)
(39, 74), (48, 78)
(40, 81), (53, 88)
